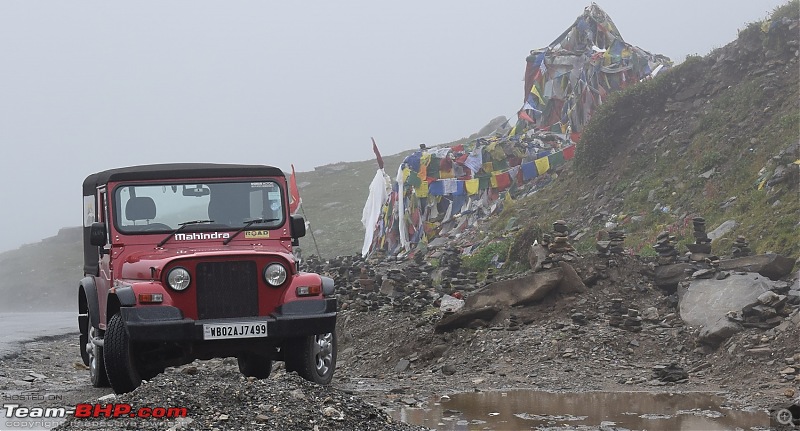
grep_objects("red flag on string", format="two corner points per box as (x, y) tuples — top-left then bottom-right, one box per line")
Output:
(289, 164), (301, 214)
(371, 137), (384, 170)
(518, 110), (535, 124)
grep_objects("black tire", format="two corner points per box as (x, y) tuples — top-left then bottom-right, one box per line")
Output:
(79, 332), (89, 366)
(237, 354), (273, 379)
(285, 332), (337, 385)
(104, 313), (142, 394)
(84, 309), (109, 387)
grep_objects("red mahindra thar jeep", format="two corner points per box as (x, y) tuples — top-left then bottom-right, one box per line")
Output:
(78, 163), (336, 394)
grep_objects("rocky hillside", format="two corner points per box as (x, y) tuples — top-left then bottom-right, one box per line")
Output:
(569, 9), (799, 258)
(301, 3), (799, 266)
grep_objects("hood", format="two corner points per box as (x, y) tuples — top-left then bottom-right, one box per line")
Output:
(118, 244), (294, 281)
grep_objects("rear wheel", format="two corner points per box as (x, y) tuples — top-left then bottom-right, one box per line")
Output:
(104, 314), (142, 394)
(84, 309), (109, 388)
(237, 354), (273, 379)
(286, 332), (337, 385)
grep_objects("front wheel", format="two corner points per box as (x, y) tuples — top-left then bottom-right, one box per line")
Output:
(104, 314), (142, 394)
(285, 332), (337, 385)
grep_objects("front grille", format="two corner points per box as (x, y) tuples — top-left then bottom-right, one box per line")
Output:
(196, 261), (259, 319)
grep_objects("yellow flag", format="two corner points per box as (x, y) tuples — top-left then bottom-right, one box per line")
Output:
(415, 180), (429, 197)
(535, 156), (550, 175)
(531, 84), (544, 104)
(465, 179), (479, 195)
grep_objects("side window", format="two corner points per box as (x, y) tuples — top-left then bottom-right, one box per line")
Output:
(83, 195), (96, 227)
(83, 187), (107, 226)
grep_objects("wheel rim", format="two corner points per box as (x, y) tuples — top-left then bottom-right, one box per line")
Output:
(87, 325), (100, 379)
(313, 333), (333, 376)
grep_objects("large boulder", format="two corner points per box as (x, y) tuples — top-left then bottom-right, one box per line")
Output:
(679, 273), (782, 347)
(435, 268), (568, 332)
(718, 254), (795, 280)
(464, 269), (563, 309)
(558, 261), (587, 294)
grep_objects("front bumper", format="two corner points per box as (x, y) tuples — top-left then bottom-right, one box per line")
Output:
(119, 298), (337, 342)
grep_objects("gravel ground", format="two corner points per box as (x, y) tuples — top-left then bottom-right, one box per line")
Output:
(1, 254), (797, 431)
(54, 361), (424, 431)
(1, 336), (425, 431)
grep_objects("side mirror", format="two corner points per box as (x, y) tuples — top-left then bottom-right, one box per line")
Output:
(290, 215), (306, 239)
(90, 222), (107, 247)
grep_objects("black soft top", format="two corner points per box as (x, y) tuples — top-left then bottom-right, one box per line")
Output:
(83, 163), (285, 196)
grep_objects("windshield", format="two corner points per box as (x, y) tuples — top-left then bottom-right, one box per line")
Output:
(113, 180), (285, 233)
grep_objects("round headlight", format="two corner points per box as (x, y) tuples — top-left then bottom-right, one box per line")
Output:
(167, 267), (191, 291)
(264, 263), (287, 287)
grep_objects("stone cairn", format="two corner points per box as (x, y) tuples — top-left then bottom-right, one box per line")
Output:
(732, 236), (751, 257)
(687, 216), (712, 261)
(541, 220), (579, 269)
(654, 231), (678, 265)
(549, 220), (574, 253)
(436, 247), (474, 294)
(607, 230), (626, 254)
(608, 298), (643, 332)
(484, 267), (497, 283)
(595, 230), (625, 257)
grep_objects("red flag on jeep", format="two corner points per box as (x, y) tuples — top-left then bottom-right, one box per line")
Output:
(289, 164), (301, 214)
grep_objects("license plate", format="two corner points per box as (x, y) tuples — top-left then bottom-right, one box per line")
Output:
(203, 322), (268, 340)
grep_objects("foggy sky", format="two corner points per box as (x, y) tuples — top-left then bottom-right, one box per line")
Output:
(0, 1), (788, 252)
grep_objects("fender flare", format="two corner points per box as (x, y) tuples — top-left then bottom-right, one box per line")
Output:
(113, 285), (137, 307)
(104, 284), (137, 321)
(79, 277), (100, 329)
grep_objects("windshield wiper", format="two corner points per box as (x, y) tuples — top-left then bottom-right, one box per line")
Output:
(223, 218), (278, 245)
(157, 219), (214, 248)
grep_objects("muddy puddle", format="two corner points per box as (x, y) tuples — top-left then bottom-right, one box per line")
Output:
(390, 390), (770, 430)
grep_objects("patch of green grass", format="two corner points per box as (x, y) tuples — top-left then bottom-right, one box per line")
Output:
(462, 240), (511, 272)
(699, 150), (725, 172)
